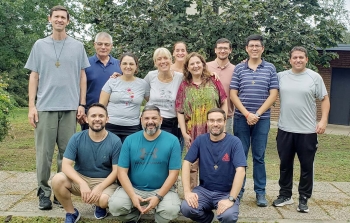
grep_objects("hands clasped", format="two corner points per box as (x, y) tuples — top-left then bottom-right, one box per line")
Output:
(131, 194), (160, 214)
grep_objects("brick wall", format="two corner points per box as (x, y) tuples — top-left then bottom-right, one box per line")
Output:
(270, 50), (350, 121)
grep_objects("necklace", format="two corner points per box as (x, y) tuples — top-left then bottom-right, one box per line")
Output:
(52, 37), (67, 68)
(206, 140), (221, 170)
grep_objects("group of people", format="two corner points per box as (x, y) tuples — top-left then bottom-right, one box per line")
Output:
(25, 5), (330, 223)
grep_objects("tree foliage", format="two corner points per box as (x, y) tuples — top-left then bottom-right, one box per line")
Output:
(0, 0), (83, 106)
(0, 0), (347, 107)
(319, 0), (350, 44)
(78, 0), (346, 76)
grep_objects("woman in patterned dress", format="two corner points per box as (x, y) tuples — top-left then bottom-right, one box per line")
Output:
(176, 52), (227, 188)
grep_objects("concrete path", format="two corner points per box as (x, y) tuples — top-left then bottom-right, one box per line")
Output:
(0, 171), (349, 222)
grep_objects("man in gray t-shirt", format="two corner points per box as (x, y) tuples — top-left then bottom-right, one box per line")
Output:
(24, 5), (90, 211)
(272, 46), (330, 214)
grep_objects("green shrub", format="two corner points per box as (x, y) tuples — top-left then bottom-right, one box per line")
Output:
(0, 75), (15, 142)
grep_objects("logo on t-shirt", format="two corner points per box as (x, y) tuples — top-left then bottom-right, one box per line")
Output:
(222, 153), (230, 162)
(139, 148), (158, 160)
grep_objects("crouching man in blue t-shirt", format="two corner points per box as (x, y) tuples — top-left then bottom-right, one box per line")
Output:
(108, 105), (182, 223)
(51, 103), (122, 223)
(181, 108), (247, 223)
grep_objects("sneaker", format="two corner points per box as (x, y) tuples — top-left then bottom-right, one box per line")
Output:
(65, 208), (81, 223)
(93, 205), (108, 219)
(38, 190), (52, 210)
(256, 194), (268, 207)
(53, 196), (63, 208)
(273, 195), (294, 207)
(297, 196), (309, 213)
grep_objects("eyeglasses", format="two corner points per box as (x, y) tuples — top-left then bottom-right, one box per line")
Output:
(247, 45), (263, 49)
(217, 47), (230, 51)
(208, 119), (225, 124)
(96, 42), (112, 47)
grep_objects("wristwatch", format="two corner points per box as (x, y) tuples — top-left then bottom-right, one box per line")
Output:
(155, 193), (163, 201)
(79, 104), (86, 108)
(228, 196), (236, 203)
(255, 112), (260, 117)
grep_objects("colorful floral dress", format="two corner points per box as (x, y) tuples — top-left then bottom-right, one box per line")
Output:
(175, 76), (227, 140)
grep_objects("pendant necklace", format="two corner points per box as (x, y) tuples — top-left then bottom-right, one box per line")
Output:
(206, 141), (221, 170)
(52, 36), (67, 68)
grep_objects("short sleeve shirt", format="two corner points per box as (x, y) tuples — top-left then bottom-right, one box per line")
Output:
(144, 70), (183, 118)
(102, 77), (148, 126)
(118, 130), (181, 191)
(185, 133), (247, 192)
(278, 68), (328, 133)
(64, 130), (122, 178)
(230, 60), (279, 119)
(25, 36), (90, 111)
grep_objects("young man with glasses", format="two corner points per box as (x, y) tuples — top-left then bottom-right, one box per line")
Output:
(207, 38), (236, 134)
(79, 32), (122, 130)
(181, 108), (246, 223)
(230, 34), (279, 207)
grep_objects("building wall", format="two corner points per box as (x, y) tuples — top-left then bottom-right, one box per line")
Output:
(270, 50), (350, 121)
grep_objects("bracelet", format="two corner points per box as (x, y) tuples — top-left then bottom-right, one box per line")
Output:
(245, 112), (250, 118)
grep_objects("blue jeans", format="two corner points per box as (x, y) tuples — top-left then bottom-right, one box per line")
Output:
(181, 186), (239, 223)
(234, 116), (270, 195)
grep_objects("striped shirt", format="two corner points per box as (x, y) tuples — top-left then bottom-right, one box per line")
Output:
(230, 60), (279, 119)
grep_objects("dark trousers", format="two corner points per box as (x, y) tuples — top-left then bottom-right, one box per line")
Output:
(181, 186), (239, 223)
(161, 117), (180, 137)
(276, 128), (318, 198)
(106, 123), (141, 143)
(162, 117), (184, 153)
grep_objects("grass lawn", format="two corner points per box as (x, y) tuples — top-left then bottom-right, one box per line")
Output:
(1, 108), (350, 182)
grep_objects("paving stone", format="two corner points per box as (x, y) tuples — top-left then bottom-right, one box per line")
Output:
(313, 182), (343, 193)
(8, 199), (65, 213)
(2, 170), (350, 222)
(4, 172), (37, 183)
(276, 198), (333, 220)
(0, 171), (11, 181)
(322, 205), (350, 220)
(331, 182), (350, 195)
(313, 191), (350, 206)
(0, 195), (24, 211)
(0, 182), (36, 195)
(239, 201), (282, 219)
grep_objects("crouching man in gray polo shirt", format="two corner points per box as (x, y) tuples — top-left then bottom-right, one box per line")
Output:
(272, 46), (330, 213)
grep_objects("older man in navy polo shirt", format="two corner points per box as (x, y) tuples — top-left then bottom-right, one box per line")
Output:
(79, 32), (122, 130)
(230, 34), (279, 207)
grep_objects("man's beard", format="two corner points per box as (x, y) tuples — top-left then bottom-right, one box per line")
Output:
(210, 127), (224, 136)
(89, 122), (105, 132)
(143, 123), (161, 136)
